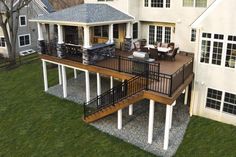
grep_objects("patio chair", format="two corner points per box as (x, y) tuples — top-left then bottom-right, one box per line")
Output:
(133, 42), (141, 51)
(166, 47), (179, 61)
(140, 47), (149, 53)
(161, 43), (168, 48)
(149, 48), (159, 60)
(168, 42), (175, 50)
(156, 42), (162, 48)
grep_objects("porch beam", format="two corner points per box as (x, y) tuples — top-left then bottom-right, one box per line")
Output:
(148, 99), (155, 144)
(37, 23), (44, 41)
(108, 24), (114, 43)
(57, 24), (64, 44)
(110, 76), (114, 89)
(97, 73), (101, 96)
(42, 60), (48, 91)
(129, 104), (133, 116)
(184, 85), (189, 105)
(83, 26), (91, 48)
(58, 65), (62, 85)
(85, 70), (90, 102)
(118, 109), (122, 130)
(126, 22), (132, 38)
(74, 69), (77, 79)
(62, 65), (67, 98)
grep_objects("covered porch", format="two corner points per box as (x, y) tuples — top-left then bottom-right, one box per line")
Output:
(30, 4), (134, 64)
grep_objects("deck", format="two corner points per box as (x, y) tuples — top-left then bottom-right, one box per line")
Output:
(41, 50), (194, 105)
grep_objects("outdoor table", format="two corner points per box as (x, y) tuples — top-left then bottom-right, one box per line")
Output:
(144, 45), (156, 49)
(157, 47), (172, 53)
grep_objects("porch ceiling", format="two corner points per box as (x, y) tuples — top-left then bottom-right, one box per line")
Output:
(30, 3), (134, 26)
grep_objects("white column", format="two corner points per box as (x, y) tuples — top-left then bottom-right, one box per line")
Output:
(108, 24), (114, 43)
(85, 70), (90, 102)
(57, 24), (64, 44)
(148, 100), (155, 144)
(164, 103), (173, 150)
(42, 60), (48, 91)
(126, 22), (132, 38)
(169, 105), (173, 130)
(184, 85), (189, 105)
(37, 23), (44, 41)
(83, 26), (91, 48)
(110, 76), (114, 89)
(97, 73), (101, 96)
(61, 65), (67, 98)
(118, 109), (122, 130)
(129, 105), (133, 116)
(74, 69), (77, 79)
(58, 65), (62, 85)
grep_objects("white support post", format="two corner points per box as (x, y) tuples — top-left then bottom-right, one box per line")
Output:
(184, 86), (189, 105)
(74, 69), (77, 79)
(61, 65), (67, 98)
(169, 105), (173, 130)
(42, 60), (48, 92)
(110, 76), (114, 89)
(97, 73), (101, 96)
(118, 109), (122, 130)
(148, 100), (155, 144)
(83, 26), (91, 48)
(58, 65), (62, 85)
(129, 104), (133, 116)
(164, 103), (174, 150)
(126, 22), (132, 38)
(85, 70), (90, 103)
(57, 24), (64, 44)
(37, 23), (44, 41)
(108, 24), (114, 43)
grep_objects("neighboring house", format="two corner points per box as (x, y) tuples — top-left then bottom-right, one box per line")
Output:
(0, 0), (54, 57)
(30, 0), (236, 152)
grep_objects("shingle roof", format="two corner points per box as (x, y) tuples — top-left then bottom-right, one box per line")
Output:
(33, 3), (134, 24)
(41, 0), (55, 13)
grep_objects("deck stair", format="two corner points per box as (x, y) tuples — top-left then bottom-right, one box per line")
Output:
(83, 74), (148, 123)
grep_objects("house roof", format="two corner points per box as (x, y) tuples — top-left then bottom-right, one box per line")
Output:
(40, 0), (55, 13)
(30, 3), (134, 25)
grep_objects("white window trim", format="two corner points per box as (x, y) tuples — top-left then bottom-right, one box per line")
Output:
(19, 15), (27, 27)
(18, 34), (31, 48)
(147, 25), (172, 45)
(204, 87), (236, 117)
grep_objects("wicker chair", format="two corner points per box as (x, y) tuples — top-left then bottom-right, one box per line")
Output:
(166, 48), (179, 61)
(149, 48), (159, 60)
(140, 47), (149, 53)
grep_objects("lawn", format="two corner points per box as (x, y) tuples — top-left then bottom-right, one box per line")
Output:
(0, 59), (236, 157)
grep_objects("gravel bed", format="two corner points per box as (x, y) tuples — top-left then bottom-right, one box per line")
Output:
(47, 73), (190, 157)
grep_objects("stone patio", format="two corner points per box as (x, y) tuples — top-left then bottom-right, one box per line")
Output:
(47, 72), (190, 157)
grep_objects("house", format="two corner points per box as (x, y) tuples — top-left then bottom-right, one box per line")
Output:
(29, 0), (236, 152)
(0, 0), (54, 58)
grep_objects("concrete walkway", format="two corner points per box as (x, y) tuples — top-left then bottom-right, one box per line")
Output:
(47, 72), (190, 157)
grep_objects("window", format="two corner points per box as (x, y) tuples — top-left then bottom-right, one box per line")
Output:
(0, 37), (5, 47)
(225, 35), (236, 68)
(223, 92), (236, 115)
(144, 0), (149, 7)
(113, 24), (119, 39)
(183, 0), (207, 7)
(149, 26), (155, 45)
(18, 34), (31, 47)
(200, 33), (224, 66)
(149, 25), (172, 45)
(205, 88), (236, 116)
(133, 23), (138, 39)
(94, 26), (108, 38)
(97, 0), (113, 1)
(150, 0), (170, 8)
(191, 29), (196, 42)
(19, 15), (27, 27)
(206, 88), (222, 110)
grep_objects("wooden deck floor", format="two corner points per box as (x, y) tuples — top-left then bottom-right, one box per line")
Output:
(115, 51), (193, 75)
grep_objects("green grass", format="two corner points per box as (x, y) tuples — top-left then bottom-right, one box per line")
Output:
(0, 59), (236, 157)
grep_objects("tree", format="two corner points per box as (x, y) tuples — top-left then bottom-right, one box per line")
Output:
(0, 0), (32, 64)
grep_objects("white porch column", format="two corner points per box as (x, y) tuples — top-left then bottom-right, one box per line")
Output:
(108, 24), (114, 43)
(74, 69), (77, 79)
(61, 65), (67, 98)
(37, 23), (44, 41)
(85, 70), (90, 102)
(164, 102), (174, 150)
(97, 73), (101, 96)
(148, 100), (155, 144)
(126, 22), (132, 38)
(118, 109), (122, 130)
(110, 76), (114, 89)
(57, 24), (64, 44)
(129, 105), (133, 116)
(83, 26), (91, 48)
(169, 101), (176, 129)
(58, 65), (62, 85)
(42, 60), (48, 91)
(184, 85), (189, 105)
